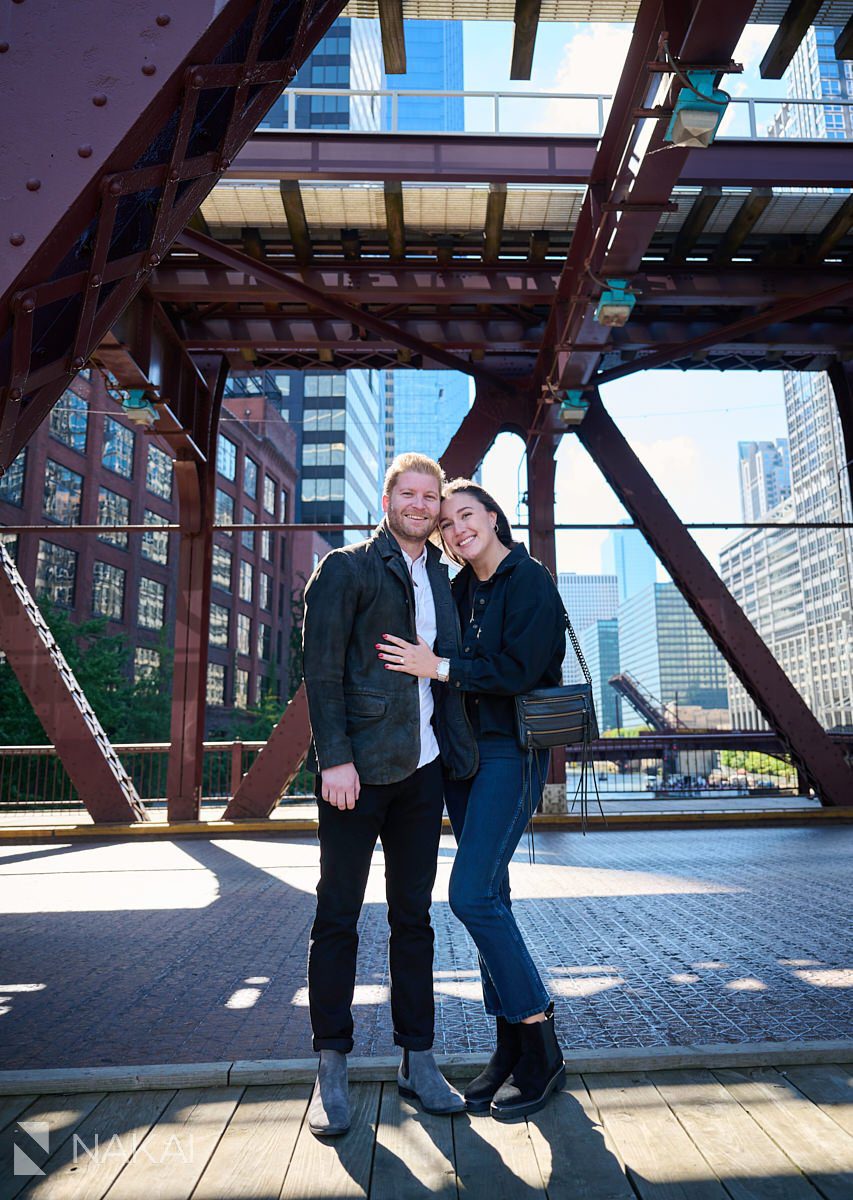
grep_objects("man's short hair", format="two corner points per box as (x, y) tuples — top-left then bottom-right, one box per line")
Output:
(383, 453), (445, 497)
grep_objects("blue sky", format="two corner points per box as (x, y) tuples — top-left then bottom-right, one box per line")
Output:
(470, 19), (794, 578)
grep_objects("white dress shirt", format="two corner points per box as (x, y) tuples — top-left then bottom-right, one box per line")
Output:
(402, 547), (440, 768)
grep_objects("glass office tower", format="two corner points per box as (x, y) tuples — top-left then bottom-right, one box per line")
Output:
(383, 21), (469, 464)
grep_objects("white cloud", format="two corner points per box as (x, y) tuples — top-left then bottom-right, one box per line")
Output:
(553, 24), (633, 95)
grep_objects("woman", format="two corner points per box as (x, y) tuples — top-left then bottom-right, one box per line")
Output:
(377, 478), (567, 1121)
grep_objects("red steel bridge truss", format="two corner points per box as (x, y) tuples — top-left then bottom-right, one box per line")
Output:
(2, 1), (853, 817)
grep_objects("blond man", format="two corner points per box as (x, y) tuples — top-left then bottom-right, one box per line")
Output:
(302, 453), (476, 1135)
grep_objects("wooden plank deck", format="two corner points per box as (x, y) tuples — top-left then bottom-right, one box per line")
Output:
(1, 1062), (850, 1199)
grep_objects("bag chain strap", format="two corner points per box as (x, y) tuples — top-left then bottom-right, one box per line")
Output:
(562, 607), (593, 687)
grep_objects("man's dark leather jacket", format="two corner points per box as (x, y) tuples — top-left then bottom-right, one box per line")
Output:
(302, 521), (478, 786)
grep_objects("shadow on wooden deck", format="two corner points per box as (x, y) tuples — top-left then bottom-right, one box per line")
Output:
(1, 1061), (850, 1198)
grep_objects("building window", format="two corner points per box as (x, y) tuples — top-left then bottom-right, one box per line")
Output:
(263, 475), (277, 516)
(210, 602), (230, 648)
(239, 559), (254, 603)
(97, 487), (129, 549)
(0, 450), (26, 506)
(303, 408), (345, 431)
(43, 460), (83, 525)
(242, 506), (255, 551)
(237, 612), (251, 656)
(0, 532), (19, 561)
(305, 375), (346, 397)
(261, 529), (273, 561)
(35, 541), (77, 607)
(134, 646), (161, 683)
(234, 668), (249, 709)
(207, 662), (226, 706)
(49, 389), (89, 453)
(257, 622), (271, 660)
(146, 445), (173, 500)
(260, 572), (272, 611)
(244, 456), (258, 499)
(212, 545), (232, 592)
(215, 488), (234, 534)
(141, 510), (169, 565)
(216, 434), (237, 481)
(138, 576), (166, 629)
(103, 416), (135, 479)
(280, 489), (289, 523)
(92, 561), (125, 620)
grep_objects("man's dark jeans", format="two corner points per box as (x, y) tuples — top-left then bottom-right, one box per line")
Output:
(308, 757), (444, 1053)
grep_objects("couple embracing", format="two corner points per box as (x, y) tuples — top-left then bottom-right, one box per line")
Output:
(302, 452), (567, 1136)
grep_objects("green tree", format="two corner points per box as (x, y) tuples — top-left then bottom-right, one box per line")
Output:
(0, 601), (173, 745)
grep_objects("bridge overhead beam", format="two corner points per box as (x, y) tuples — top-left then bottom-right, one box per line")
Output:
(178, 227), (519, 396)
(576, 394), (853, 806)
(229, 133), (853, 189)
(0, 0), (347, 472)
(153, 263), (853, 309)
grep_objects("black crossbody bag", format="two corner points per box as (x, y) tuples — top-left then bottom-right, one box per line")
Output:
(514, 607), (605, 842)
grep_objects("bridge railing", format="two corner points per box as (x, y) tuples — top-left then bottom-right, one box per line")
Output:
(0, 735), (816, 822)
(257, 88), (853, 142)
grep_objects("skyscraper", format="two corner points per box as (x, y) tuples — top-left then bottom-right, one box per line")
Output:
(383, 20), (464, 131)
(724, 26), (853, 730)
(601, 521), (657, 604)
(738, 440), (790, 522)
(579, 619), (622, 732)
(617, 584), (729, 729)
(557, 572), (618, 685)
(383, 21), (470, 466)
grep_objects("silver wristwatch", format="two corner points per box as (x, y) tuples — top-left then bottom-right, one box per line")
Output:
(436, 658), (450, 683)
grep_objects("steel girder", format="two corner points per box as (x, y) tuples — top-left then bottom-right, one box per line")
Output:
(152, 263), (853, 309)
(230, 132), (853, 189)
(0, 547), (148, 823)
(177, 227), (519, 395)
(223, 684), (310, 817)
(97, 295), (230, 819)
(0, 0), (348, 473)
(576, 394), (853, 806)
(535, 0), (757, 395)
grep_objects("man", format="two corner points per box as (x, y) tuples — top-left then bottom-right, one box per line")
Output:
(302, 452), (476, 1136)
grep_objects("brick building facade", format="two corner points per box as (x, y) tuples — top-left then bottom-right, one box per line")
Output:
(0, 371), (324, 735)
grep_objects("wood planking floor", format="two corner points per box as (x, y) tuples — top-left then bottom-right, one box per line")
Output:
(0, 1062), (850, 1199)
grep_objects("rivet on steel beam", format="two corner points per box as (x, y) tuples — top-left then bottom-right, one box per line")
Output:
(142, 63), (156, 76)
(90, 275), (102, 288)
(78, 145), (93, 158)
(25, 179), (41, 191)
(9, 389), (23, 401)
(156, 14), (171, 26)
(191, 71), (205, 87)
(9, 233), (25, 246)
(149, 253), (161, 267)
(72, 357), (85, 369)
(108, 179), (123, 196)
(169, 169), (180, 182)
(92, 93), (108, 107)
(21, 296), (36, 313)
(0, 42), (9, 54)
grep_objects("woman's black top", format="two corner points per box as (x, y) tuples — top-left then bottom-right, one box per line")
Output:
(447, 542), (566, 739)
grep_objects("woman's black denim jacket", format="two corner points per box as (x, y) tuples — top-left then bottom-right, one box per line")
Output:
(448, 543), (566, 739)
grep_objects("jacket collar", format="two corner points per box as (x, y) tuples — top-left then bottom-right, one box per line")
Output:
(373, 518), (441, 568)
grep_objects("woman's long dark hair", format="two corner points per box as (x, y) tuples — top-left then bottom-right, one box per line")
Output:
(440, 478), (515, 563)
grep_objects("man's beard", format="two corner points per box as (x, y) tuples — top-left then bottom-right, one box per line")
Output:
(386, 502), (435, 544)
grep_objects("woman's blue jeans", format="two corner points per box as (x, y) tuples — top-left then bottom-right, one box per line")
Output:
(444, 735), (552, 1022)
